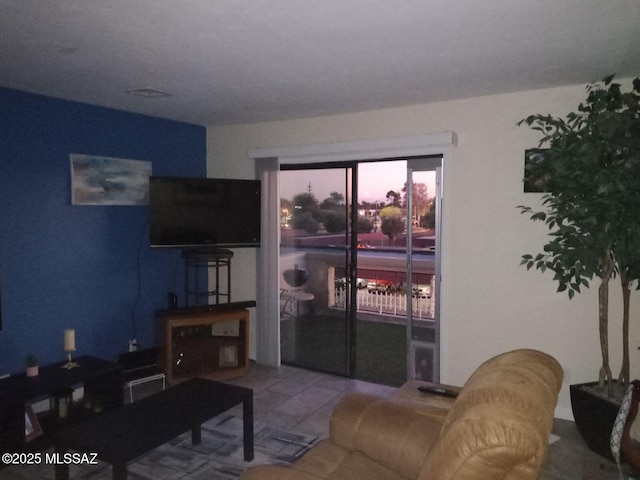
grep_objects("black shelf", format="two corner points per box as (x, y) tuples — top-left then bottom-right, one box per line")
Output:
(0, 356), (123, 453)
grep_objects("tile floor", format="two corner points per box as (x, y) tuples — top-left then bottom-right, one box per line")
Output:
(227, 361), (629, 480)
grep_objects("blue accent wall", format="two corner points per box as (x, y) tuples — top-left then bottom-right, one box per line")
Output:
(0, 88), (206, 374)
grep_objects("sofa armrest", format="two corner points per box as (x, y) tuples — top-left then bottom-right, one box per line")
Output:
(420, 403), (549, 480)
(330, 392), (442, 479)
(391, 380), (460, 422)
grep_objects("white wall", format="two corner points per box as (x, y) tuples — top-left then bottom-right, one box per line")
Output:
(206, 80), (640, 420)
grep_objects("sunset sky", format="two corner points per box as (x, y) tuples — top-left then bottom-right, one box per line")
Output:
(280, 160), (436, 205)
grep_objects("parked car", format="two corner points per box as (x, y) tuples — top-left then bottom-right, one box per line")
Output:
(335, 277), (368, 290)
(411, 283), (431, 298)
(398, 282), (431, 298)
(367, 279), (399, 294)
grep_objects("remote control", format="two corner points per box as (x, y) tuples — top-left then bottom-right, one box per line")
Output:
(417, 385), (459, 398)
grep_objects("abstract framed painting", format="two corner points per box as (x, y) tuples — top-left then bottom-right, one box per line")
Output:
(70, 154), (152, 205)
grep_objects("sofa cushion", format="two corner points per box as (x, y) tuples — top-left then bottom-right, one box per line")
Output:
(329, 451), (409, 480)
(290, 439), (349, 478)
(330, 392), (441, 479)
(241, 465), (321, 480)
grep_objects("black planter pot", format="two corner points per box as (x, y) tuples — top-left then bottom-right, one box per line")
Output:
(570, 382), (622, 462)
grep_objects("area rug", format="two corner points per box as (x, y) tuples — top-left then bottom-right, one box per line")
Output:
(3, 414), (318, 480)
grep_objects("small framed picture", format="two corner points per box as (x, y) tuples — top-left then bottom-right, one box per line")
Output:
(25, 406), (43, 442)
(219, 345), (238, 367)
(524, 148), (551, 193)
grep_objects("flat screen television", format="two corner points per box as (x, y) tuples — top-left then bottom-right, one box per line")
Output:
(149, 176), (261, 248)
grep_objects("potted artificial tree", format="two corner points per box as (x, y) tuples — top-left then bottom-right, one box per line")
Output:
(518, 75), (640, 459)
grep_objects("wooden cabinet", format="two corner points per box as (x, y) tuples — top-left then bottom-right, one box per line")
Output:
(157, 308), (249, 384)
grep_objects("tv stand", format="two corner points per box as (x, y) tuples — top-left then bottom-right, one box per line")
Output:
(156, 307), (250, 384)
(159, 249), (252, 383)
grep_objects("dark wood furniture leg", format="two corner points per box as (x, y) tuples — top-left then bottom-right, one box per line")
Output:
(112, 462), (127, 480)
(192, 423), (202, 445)
(244, 394), (254, 461)
(55, 462), (69, 480)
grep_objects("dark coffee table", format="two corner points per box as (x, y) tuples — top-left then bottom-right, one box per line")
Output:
(55, 377), (253, 480)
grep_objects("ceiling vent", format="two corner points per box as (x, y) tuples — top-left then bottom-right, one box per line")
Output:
(125, 88), (172, 98)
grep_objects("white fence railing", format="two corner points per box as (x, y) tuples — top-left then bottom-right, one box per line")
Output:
(333, 289), (434, 320)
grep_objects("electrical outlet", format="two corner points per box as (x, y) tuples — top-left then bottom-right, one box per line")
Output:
(128, 339), (138, 352)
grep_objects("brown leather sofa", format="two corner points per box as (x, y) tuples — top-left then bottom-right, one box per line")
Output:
(240, 349), (562, 480)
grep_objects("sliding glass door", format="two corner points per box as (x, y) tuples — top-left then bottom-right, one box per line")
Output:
(278, 156), (442, 385)
(406, 157), (442, 382)
(352, 160), (409, 385)
(279, 166), (353, 376)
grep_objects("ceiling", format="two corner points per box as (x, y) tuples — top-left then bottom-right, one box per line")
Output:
(2, 0), (639, 126)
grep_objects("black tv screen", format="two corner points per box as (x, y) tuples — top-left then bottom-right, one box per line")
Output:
(149, 176), (261, 248)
